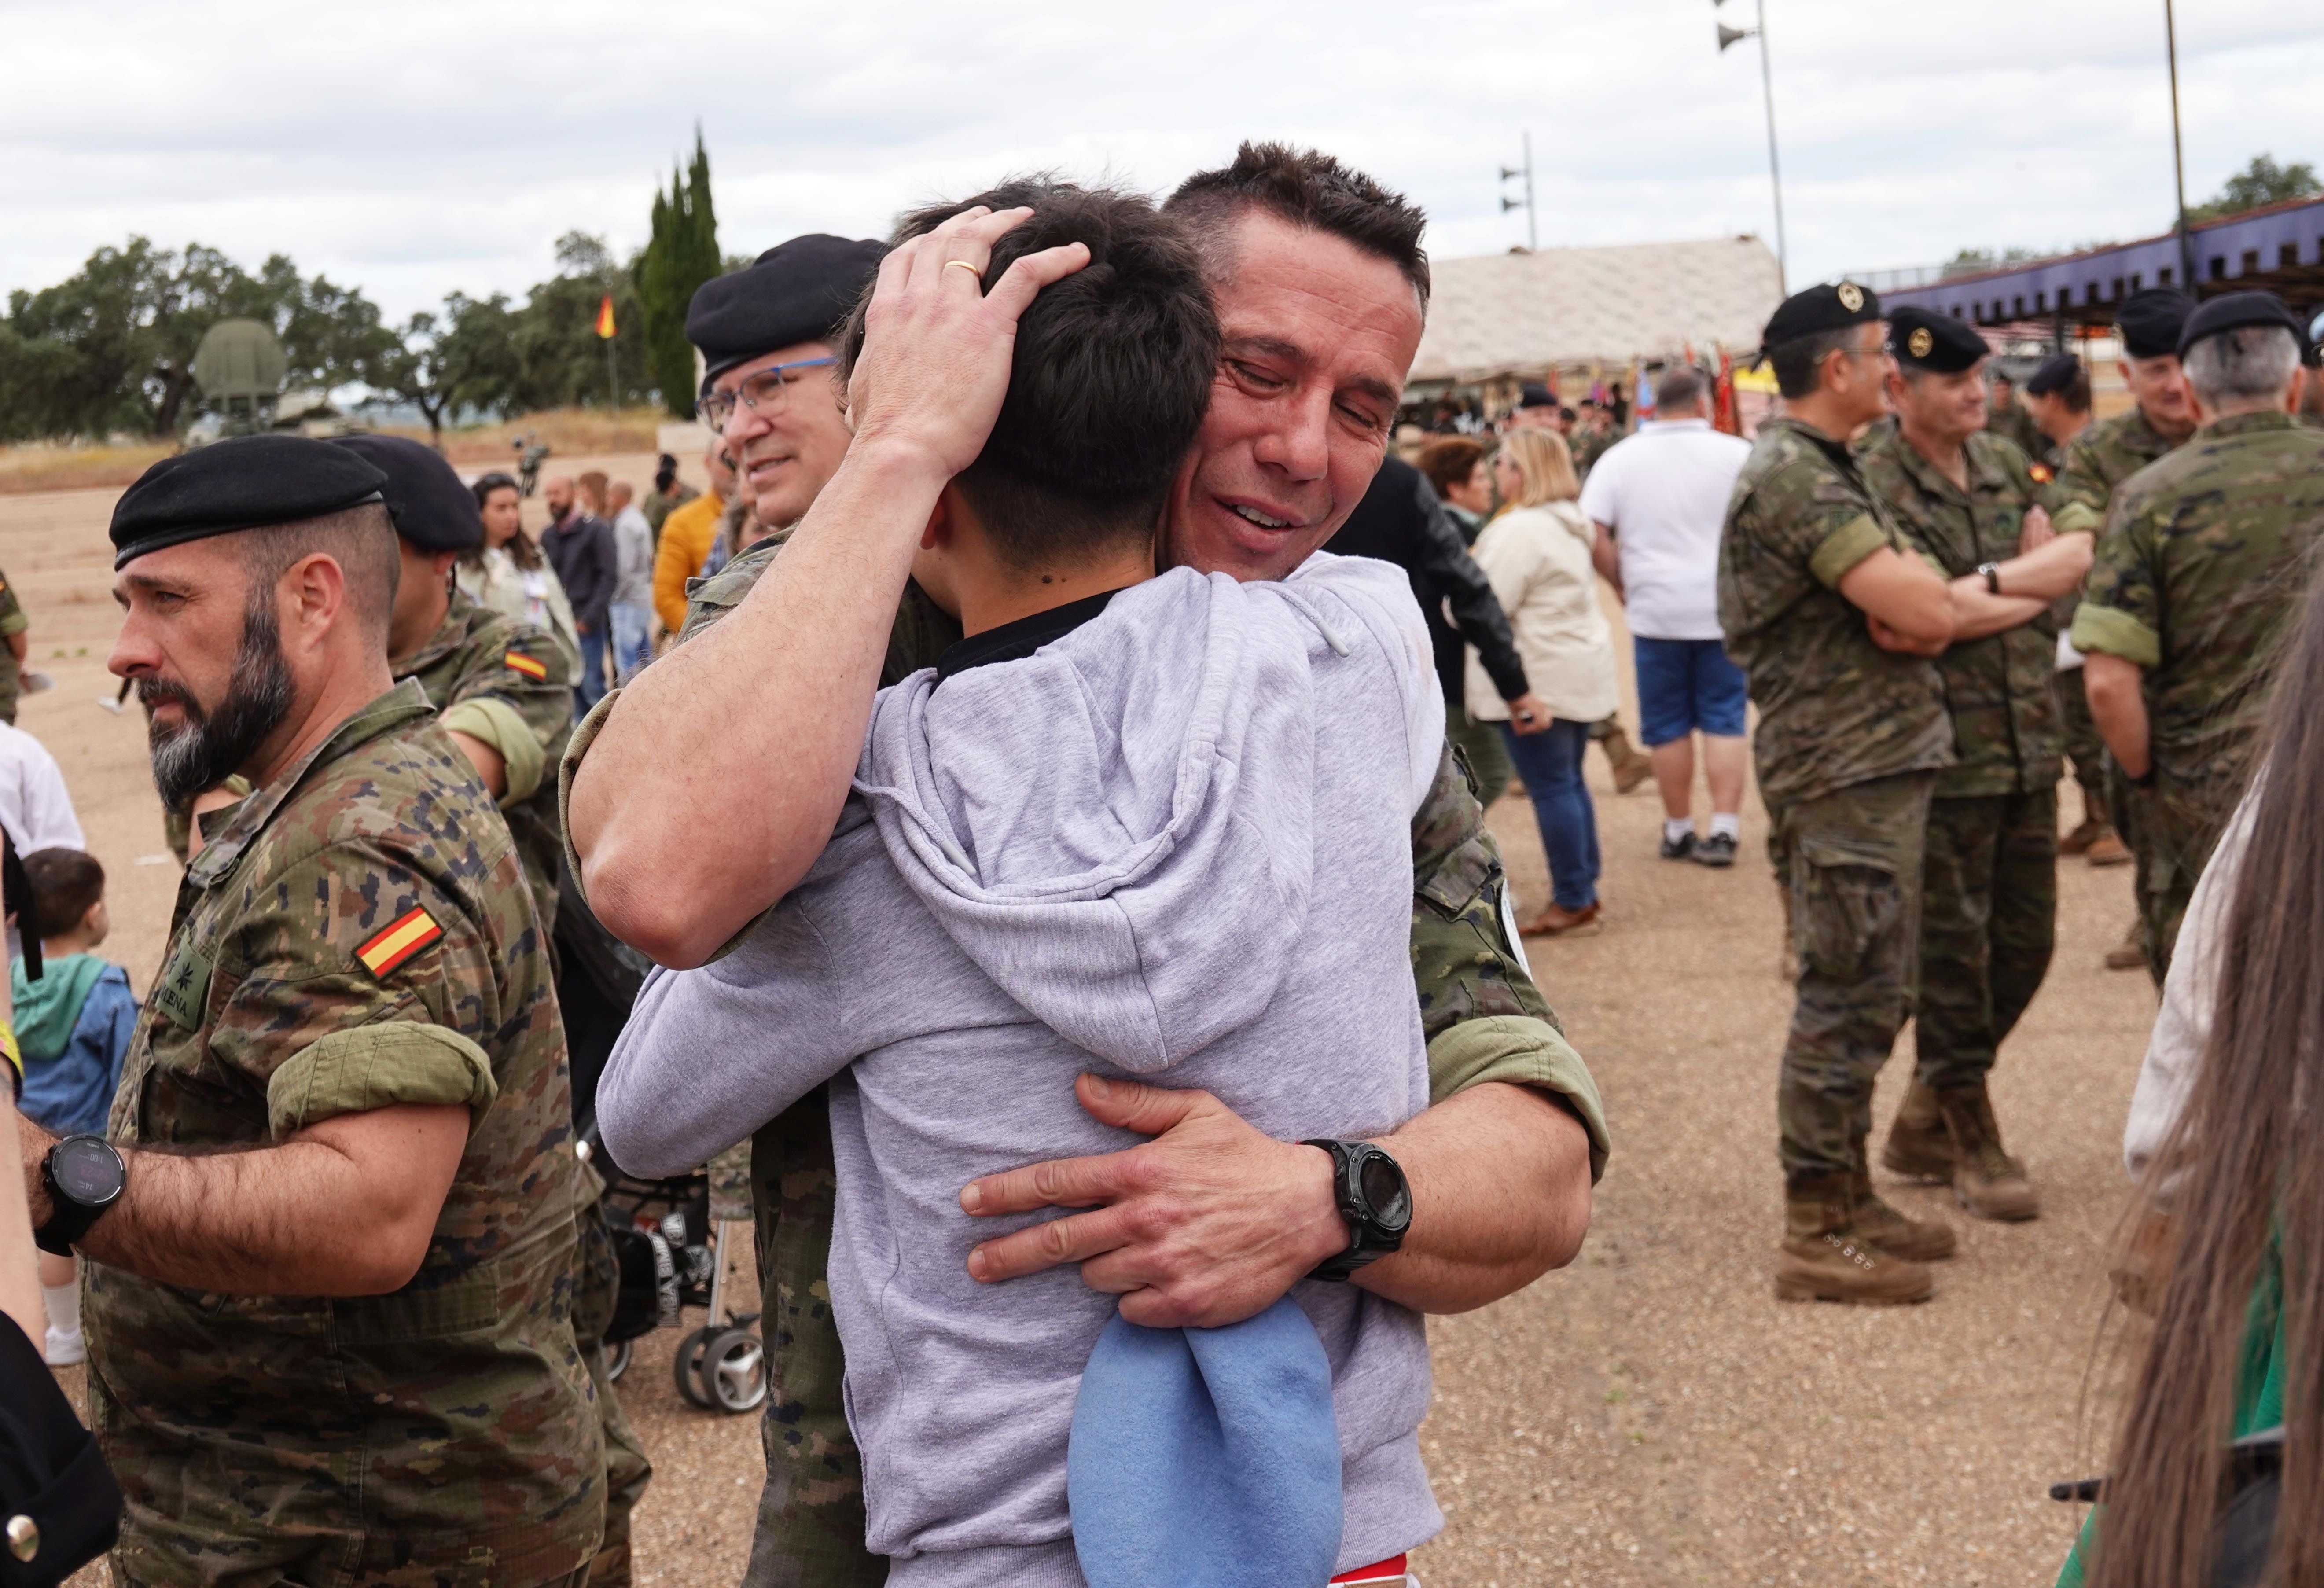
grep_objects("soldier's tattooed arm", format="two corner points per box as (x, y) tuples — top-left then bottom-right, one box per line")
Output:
(17, 1103), (467, 1296)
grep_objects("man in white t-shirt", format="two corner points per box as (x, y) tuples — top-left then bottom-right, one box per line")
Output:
(1580, 365), (1754, 865)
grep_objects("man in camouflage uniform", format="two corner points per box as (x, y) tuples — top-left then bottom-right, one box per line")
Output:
(1984, 369), (2047, 464)
(0, 566), (28, 723)
(567, 154), (1611, 1584)
(19, 434), (602, 1588)
(2054, 289), (2200, 969)
(1856, 309), (2094, 1226)
(2074, 291), (2324, 984)
(336, 436), (649, 1588)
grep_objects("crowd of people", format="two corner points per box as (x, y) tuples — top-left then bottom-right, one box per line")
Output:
(3, 135), (2323, 1588)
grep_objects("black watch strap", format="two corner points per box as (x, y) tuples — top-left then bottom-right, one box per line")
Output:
(1302, 1138), (1412, 1282)
(1978, 560), (2003, 595)
(37, 1137), (125, 1257)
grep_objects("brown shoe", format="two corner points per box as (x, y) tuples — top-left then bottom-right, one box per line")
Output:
(1849, 1170), (1956, 1261)
(2085, 829), (2131, 867)
(2105, 918), (2149, 972)
(1775, 1174), (1934, 1305)
(2059, 817), (2103, 856)
(1519, 901), (1603, 938)
(1879, 1081), (1955, 1182)
(1936, 1084), (2041, 1222)
(1612, 754), (1653, 794)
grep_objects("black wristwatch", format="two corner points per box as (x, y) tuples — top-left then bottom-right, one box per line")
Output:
(36, 1136), (126, 1256)
(1977, 560), (2004, 595)
(1302, 1139), (1412, 1281)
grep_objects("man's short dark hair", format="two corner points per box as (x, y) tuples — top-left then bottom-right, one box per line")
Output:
(1768, 327), (1861, 401)
(23, 847), (103, 941)
(2053, 367), (2093, 414)
(238, 503), (401, 641)
(1655, 365), (1705, 412)
(1163, 142), (1430, 309)
(839, 179), (1218, 572)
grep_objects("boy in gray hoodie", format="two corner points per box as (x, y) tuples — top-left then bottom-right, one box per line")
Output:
(600, 183), (1445, 1586)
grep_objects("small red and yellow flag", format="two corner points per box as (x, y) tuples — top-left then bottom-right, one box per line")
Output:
(356, 907), (444, 978)
(595, 294), (617, 339)
(504, 649), (549, 681)
(2028, 461), (2055, 484)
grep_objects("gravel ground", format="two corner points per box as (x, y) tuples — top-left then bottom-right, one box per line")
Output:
(16, 467), (2155, 1586)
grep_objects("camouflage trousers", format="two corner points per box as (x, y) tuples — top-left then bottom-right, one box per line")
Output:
(2055, 668), (2107, 818)
(1914, 789), (2057, 1092)
(743, 1088), (885, 1588)
(573, 1201), (654, 1588)
(1768, 770), (1934, 1185)
(1447, 712), (1515, 809)
(2126, 777), (2236, 989)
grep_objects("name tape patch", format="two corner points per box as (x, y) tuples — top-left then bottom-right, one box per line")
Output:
(356, 907), (444, 978)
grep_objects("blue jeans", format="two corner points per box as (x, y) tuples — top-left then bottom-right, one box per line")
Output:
(610, 601), (652, 685)
(575, 624), (609, 712)
(1502, 718), (1602, 911)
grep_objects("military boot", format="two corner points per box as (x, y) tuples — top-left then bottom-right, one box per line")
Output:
(1849, 1169), (1956, 1261)
(1775, 1174), (1935, 1305)
(1603, 722), (1654, 794)
(1937, 1083), (2041, 1221)
(1880, 1080), (1955, 1181)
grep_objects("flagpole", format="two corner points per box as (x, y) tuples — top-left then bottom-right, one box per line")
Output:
(606, 335), (618, 413)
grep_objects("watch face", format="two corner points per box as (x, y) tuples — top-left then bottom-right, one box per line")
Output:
(1357, 1151), (1412, 1232)
(53, 1137), (124, 1206)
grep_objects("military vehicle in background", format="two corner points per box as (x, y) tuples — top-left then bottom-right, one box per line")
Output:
(190, 318), (288, 437)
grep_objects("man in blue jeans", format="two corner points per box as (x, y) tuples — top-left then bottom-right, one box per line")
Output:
(1582, 366), (1754, 864)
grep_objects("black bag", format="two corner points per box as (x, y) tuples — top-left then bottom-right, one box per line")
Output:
(0, 1317), (120, 1588)
(2049, 1424), (2282, 1588)
(601, 1219), (677, 1345)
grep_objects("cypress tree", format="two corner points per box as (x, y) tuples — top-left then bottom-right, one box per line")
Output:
(636, 129), (721, 419)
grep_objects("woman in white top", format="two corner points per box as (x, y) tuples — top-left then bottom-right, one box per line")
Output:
(456, 471), (583, 675)
(1464, 430), (1620, 936)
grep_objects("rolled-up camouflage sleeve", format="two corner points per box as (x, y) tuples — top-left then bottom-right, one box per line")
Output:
(1412, 744), (1610, 1180)
(2049, 431), (2112, 538)
(438, 623), (574, 805)
(206, 841), (508, 1139)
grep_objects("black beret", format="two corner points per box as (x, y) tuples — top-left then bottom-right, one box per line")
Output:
(2114, 287), (2194, 360)
(110, 434), (387, 571)
(1518, 380), (1558, 409)
(2023, 353), (2082, 396)
(1888, 307), (1990, 375)
(328, 434), (482, 553)
(1760, 280), (1881, 353)
(687, 234), (887, 389)
(2177, 289), (2306, 359)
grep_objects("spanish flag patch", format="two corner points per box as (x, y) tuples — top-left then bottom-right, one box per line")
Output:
(356, 907), (444, 978)
(504, 650), (548, 681)
(2028, 462), (2054, 484)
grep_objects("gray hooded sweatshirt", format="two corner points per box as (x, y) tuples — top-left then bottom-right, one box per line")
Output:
(599, 553), (1446, 1586)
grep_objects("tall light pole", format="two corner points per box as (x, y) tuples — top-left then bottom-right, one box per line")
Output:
(2163, 0), (2196, 289)
(1716, 0), (1787, 293)
(1500, 131), (1537, 252)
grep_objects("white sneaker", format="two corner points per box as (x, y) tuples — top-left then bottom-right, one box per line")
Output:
(44, 1327), (85, 1367)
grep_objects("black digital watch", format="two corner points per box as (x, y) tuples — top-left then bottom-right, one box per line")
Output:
(1302, 1139), (1412, 1281)
(36, 1135), (126, 1256)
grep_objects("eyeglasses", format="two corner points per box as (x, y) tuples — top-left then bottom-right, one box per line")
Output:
(699, 357), (838, 430)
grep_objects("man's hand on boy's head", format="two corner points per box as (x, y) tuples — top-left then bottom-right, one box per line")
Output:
(957, 1073), (1349, 1330)
(846, 206), (1092, 487)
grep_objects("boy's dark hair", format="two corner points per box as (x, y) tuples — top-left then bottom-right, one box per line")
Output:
(838, 179), (1218, 571)
(24, 848), (103, 941)
(1768, 327), (1861, 401)
(1164, 142), (1430, 309)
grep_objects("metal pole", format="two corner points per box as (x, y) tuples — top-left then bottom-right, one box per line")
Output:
(2163, 0), (2195, 289)
(1523, 129), (1537, 253)
(1756, 0), (1787, 293)
(606, 335), (618, 413)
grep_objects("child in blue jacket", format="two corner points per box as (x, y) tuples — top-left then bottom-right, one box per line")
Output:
(13, 848), (136, 1366)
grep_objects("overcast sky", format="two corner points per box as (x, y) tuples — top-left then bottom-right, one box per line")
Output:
(4, 0), (2320, 323)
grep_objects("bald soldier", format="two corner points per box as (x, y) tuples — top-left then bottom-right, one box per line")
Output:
(1719, 283), (2093, 1305)
(19, 435), (602, 1587)
(1855, 308), (2091, 1227)
(2074, 291), (2324, 982)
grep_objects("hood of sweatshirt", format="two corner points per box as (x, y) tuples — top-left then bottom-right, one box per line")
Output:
(853, 562), (1390, 1075)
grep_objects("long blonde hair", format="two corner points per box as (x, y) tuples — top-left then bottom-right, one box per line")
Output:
(1498, 430), (1581, 507)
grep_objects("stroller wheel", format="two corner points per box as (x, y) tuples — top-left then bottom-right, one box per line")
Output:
(604, 1338), (634, 1383)
(673, 1325), (716, 1409)
(704, 1327), (767, 1414)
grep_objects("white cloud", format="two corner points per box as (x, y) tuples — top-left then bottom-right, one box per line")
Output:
(3, 0), (2318, 320)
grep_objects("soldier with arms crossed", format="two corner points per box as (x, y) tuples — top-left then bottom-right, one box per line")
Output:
(19, 436), (603, 1588)
(565, 146), (1608, 1584)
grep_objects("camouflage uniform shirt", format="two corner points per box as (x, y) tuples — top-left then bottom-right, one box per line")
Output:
(1856, 420), (2065, 796)
(2051, 405), (2183, 538)
(0, 567), (26, 724)
(393, 591), (576, 934)
(1718, 415), (1954, 809)
(87, 681), (603, 1588)
(2071, 410), (2324, 824)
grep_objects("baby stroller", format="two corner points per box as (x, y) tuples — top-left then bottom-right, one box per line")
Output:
(562, 868), (766, 1414)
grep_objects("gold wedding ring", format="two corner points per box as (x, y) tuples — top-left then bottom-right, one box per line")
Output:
(945, 260), (982, 278)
